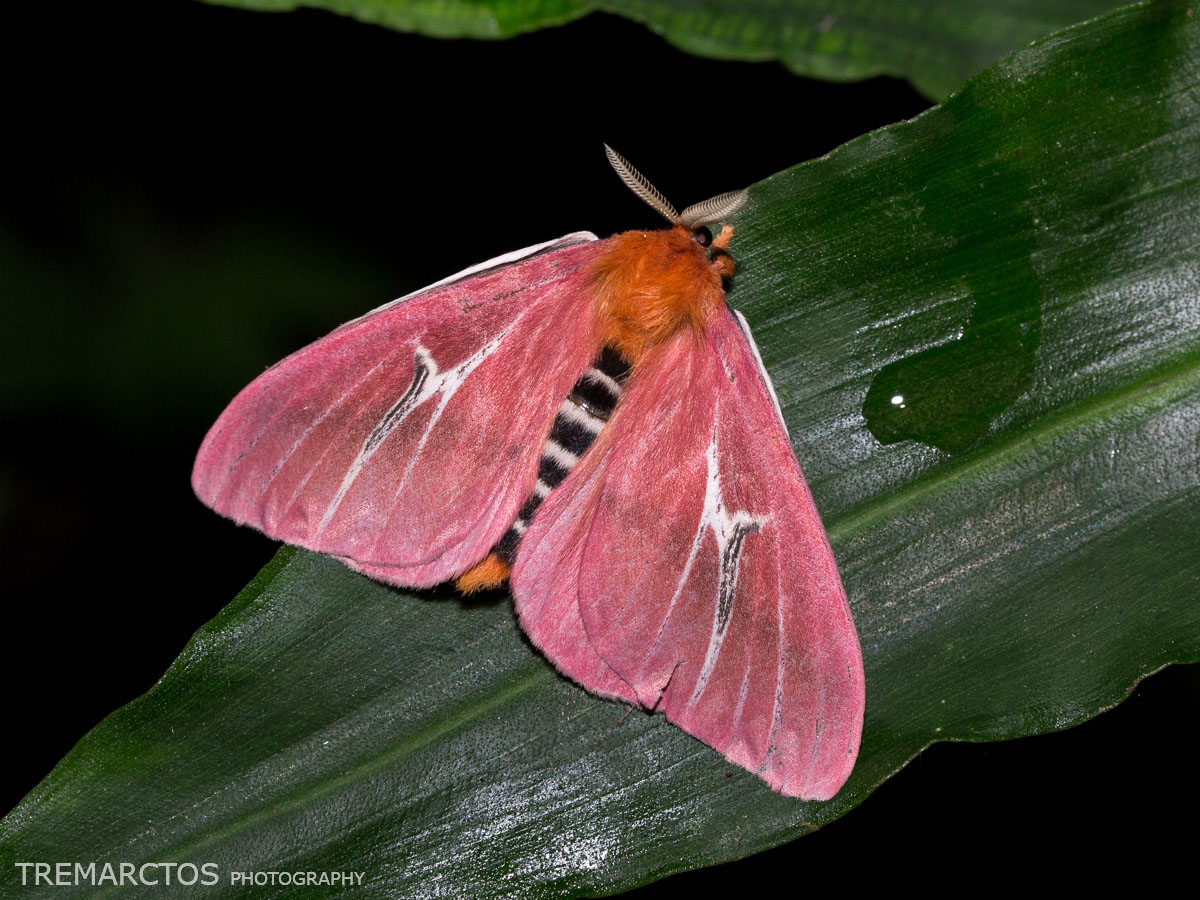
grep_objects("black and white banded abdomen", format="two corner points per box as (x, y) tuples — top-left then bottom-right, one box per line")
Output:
(493, 347), (631, 564)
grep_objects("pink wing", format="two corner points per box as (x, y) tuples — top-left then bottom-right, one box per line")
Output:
(512, 307), (864, 800)
(193, 234), (603, 587)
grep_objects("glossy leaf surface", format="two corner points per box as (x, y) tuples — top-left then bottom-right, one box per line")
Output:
(201, 0), (1126, 98)
(2, 3), (1198, 896)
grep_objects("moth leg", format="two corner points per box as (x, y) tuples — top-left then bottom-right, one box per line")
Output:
(710, 226), (736, 278)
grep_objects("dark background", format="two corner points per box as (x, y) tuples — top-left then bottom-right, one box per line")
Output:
(2, 0), (1195, 892)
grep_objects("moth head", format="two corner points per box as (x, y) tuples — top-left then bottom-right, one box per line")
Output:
(603, 144), (748, 250)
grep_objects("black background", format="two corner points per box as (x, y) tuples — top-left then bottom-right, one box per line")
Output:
(2, 1), (1196, 893)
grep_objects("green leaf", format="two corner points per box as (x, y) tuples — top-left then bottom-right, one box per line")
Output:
(4, 1), (1198, 896)
(199, 0), (1128, 99)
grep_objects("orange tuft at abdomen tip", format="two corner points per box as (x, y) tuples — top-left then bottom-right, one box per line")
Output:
(456, 552), (512, 593)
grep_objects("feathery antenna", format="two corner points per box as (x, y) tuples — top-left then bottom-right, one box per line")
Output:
(604, 145), (748, 228)
(604, 144), (679, 224)
(679, 190), (749, 229)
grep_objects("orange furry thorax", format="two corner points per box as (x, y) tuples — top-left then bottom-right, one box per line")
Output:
(587, 226), (729, 364)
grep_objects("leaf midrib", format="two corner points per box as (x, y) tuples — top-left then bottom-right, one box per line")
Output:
(87, 666), (554, 898)
(80, 343), (1200, 889)
(826, 349), (1200, 542)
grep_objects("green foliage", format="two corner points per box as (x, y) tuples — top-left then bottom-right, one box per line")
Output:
(202, 0), (1126, 98)
(3, 2), (1197, 896)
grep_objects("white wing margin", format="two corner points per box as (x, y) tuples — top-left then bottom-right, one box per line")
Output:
(346, 231), (600, 326)
(731, 309), (788, 436)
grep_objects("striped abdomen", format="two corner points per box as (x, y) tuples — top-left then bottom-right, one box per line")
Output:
(493, 346), (631, 564)
(455, 346), (631, 593)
